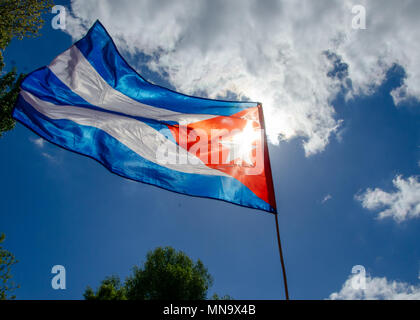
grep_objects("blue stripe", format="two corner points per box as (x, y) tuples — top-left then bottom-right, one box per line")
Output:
(21, 67), (91, 107)
(75, 20), (258, 116)
(13, 95), (275, 213)
(21, 67), (176, 142)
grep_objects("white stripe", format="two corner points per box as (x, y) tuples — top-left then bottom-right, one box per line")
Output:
(20, 90), (228, 177)
(48, 45), (215, 124)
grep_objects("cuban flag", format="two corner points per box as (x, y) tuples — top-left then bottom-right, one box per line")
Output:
(13, 21), (277, 214)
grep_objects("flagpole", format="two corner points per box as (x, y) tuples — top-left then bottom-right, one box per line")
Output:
(274, 213), (289, 300)
(257, 103), (290, 300)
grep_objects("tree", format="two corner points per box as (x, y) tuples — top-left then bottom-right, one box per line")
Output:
(84, 275), (127, 300)
(125, 246), (213, 300)
(0, 69), (24, 137)
(0, 0), (53, 67)
(84, 246), (229, 300)
(0, 233), (19, 300)
(0, 0), (53, 137)
(211, 293), (234, 300)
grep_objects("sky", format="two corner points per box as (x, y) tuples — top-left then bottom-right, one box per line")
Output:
(1, 0), (420, 300)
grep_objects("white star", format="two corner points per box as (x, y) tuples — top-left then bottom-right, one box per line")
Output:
(219, 121), (260, 166)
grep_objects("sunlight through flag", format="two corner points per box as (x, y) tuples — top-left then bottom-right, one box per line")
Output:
(13, 20), (277, 214)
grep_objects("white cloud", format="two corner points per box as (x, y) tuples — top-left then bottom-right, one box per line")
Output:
(29, 137), (58, 162)
(30, 137), (45, 148)
(40, 152), (57, 162)
(321, 194), (332, 204)
(356, 175), (420, 222)
(329, 273), (420, 300)
(64, 0), (420, 156)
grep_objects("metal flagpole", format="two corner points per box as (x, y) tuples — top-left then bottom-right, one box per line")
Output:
(274, 213), (289, 300)
(257, 103), (290, 300)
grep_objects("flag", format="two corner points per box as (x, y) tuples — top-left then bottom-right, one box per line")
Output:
(13, 21), (277, 213)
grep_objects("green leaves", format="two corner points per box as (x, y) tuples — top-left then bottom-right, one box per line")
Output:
(0, 69), (24, 137)
(125, 246), (213, 300)
(0, 233), (19, 300)
(0, 0), (53, 50)
(0, 0), (53, 137)
(84, 276), (127, 300)
(84, 246), (219, 300)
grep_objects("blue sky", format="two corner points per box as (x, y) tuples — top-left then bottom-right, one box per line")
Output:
(1, 1), (420, 300)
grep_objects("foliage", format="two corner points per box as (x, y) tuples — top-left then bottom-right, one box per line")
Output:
(0, 0), (53, 137)
(84, 246), (224, 300)
(0, 0), (53, 68)
(125, 246), (213, 300)
(0, 233), (19, 300)
(211, 293), (234, 300)
(0, 69), (24, 137)
(83, 275), (127, 300)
